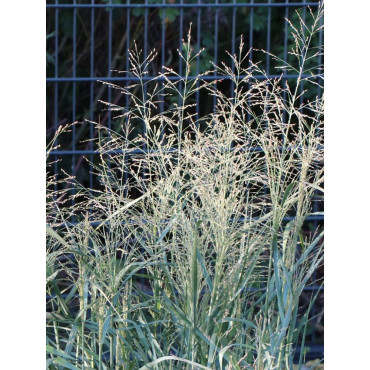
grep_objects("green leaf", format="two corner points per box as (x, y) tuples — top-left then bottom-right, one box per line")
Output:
(196, 247), (213, 292)
(64, 324), (78, 356)
(46, 225), (70, 248)
(156, 215), (177, 244)
(296, 231), (324, 268)
(281, 182), (295, 208)
(139, 356), (212, 370)
(46, 345), (75, 361)
(192, 221), (200, 329)
(219, 318), (257, 331)
(207, 333), (217, 368)
(46, 32), (55, 40)
(52, 357), (80, 370)
(101, 307), (113, 345)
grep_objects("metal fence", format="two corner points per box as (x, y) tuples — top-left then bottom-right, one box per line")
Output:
(46, 0), (323, 360)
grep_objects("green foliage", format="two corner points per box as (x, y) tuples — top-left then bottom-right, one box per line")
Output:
(47, 4), (324, 369)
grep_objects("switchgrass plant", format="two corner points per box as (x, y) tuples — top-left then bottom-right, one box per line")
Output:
(46, 4), (324, 369)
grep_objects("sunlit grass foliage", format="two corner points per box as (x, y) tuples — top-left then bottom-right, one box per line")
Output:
(47, 4), (323, 369)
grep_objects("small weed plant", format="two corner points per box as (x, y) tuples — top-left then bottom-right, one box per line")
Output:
(47, 4), (324, 369)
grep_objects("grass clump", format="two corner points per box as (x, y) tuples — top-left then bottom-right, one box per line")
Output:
(47, 4), (324, 369)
